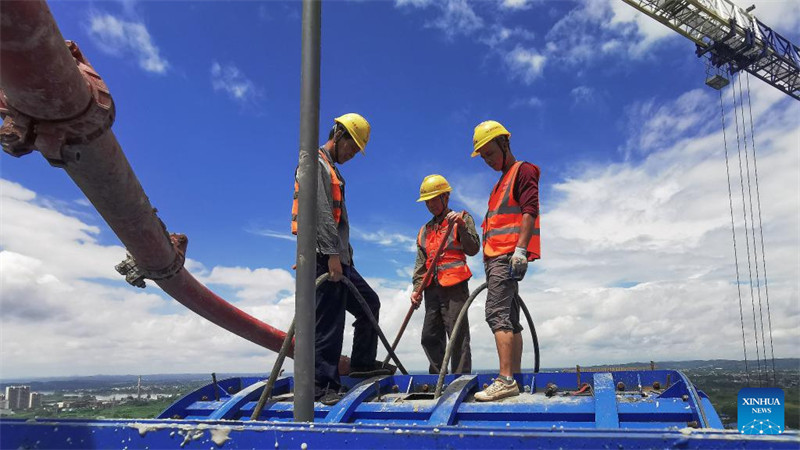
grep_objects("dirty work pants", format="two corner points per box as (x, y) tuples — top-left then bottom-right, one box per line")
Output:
(315, 255), (380, 397)
(421, 280), (472, 374)
(484, 254), (524, 334)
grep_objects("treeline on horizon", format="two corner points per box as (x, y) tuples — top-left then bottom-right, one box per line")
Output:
(2, 358), (797, 389)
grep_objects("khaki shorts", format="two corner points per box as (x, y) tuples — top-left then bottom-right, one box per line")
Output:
(484, 254), (524, 334)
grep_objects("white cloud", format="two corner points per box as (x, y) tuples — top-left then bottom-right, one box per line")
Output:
(447, 171), (496, 218)
(505, 45), (547, 84)
(481, 26), (536, 48)
(396, 0), (432, 6)
(248, 227), (296, 241)
(352, 227), (417, 252)
(200, 266), (295, 306)
(522, 80), (800, 366)
(543, 0), (800, 69)
(211, 62), (261, 103)
(543, 0), (678, 67)
(395, 0), (799, 90)
(606, 0), (675, 57)
(511, 96), (544, 109)
(499, 0), (532, 11)
(621, 89), (716, 157)
(396, 0), (483, 39)
(88, 13), (168, 74)
(0, 181), (297, 378)
(748, 0), (800, 35)
(570, 85), (597, 105)
(0, 179), (124, 281)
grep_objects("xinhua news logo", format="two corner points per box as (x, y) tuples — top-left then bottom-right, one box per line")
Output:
(738, 388), (784, 435)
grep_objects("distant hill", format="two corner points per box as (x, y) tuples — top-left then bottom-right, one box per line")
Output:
(2, 359), (796, 390)
(563, 358), (799, 372)
(0, 373), (266, 392)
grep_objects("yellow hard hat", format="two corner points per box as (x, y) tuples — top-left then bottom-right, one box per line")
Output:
(471, 120), (510, 157)
(417, 174), (452, 202)
(334, 113), (371, 153)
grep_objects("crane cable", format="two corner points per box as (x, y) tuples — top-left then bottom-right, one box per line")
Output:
(717, 84), (751, 387)
(743, 73), (777, 385)
(736, 73), (771, 387)
(730, 74), (765, 387)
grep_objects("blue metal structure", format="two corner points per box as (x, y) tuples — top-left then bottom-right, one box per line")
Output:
(159, 371), (720, 428)
(3, 370), (798, 448)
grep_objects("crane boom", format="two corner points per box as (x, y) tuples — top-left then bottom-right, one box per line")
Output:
(621, 0), (800, 100)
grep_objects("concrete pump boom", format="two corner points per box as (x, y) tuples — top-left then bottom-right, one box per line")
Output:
(0, 0), (352, 374)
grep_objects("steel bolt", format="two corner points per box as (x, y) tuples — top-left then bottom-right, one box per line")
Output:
(652, 381), (661, 390)
(687, 421), (699, 428)
(682, 395), (689, 402)
(201, 395), (208, 401)
(422, 384), (429, 393)
(392, 385), (399, 393)
(616, 382), (625, 391)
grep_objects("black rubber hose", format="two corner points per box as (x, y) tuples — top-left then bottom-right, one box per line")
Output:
(251, 274), (328, 420)
(250, 273), (409, 420)
(434, 282), (486, 398)
(434, 282), (540, 397)
(340, 276), (409, 375)
(517, 298), (540, 374)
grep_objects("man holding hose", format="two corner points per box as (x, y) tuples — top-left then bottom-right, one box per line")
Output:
(411, 174), (479, 374)
(471, 120), (541, 402)
(291, 113), (385, 405)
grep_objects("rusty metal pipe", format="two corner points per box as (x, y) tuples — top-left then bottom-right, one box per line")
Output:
(0, 0), (353, 369)
(0, 0), (92, 120)
(64, 133), (177, 271)
(51, 130), (293, 353)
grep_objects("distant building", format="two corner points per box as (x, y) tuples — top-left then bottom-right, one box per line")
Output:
(29, 392), (42, 409)
(0, 393), (7, 410)
(4, 386), (31, 410)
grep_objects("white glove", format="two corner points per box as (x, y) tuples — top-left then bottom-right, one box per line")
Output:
(509, 247), (528, 281)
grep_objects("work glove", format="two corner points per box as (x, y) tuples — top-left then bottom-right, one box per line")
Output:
(509, 247), (528, 281)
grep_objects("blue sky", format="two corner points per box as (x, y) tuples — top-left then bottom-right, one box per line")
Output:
(1, 0), (798, 378)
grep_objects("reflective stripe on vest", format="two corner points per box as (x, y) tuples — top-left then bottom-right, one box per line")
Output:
(291, 150), (343, 235)
(418, 217), (472, 288)
(482, 161), (541, 260)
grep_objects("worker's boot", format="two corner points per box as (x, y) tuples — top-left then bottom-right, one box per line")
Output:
(474, 378), (519, 402)
(318, 389), (344, 406)
(348, 363), (393, 378)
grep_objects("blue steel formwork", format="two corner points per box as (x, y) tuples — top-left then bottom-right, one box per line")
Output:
(2, 370), (798, 448)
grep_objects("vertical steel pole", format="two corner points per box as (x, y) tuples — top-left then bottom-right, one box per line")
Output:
(294, 0), (321, 422)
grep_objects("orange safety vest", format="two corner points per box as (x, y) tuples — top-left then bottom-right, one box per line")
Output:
(418, 217), (472, 288)
(482, 161), (541, 260)
(292, 149), (342, 235)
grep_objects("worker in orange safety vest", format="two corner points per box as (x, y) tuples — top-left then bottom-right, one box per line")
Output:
(291, 113), (387, 406)
(470, 120), (541, 402)
(411, 174), (480, 374)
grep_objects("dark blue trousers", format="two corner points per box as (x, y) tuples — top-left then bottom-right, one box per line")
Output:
(314, 255), (380, 396)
